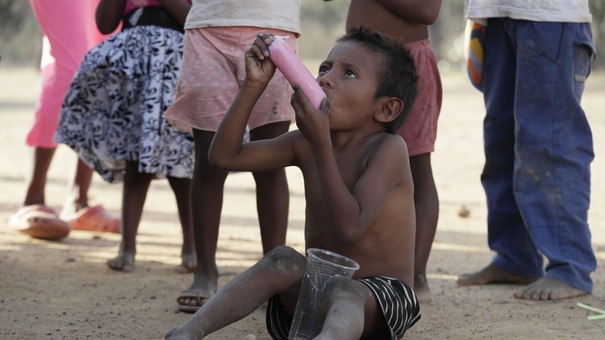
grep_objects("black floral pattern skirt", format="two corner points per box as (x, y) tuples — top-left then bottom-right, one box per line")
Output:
(55, 25), (194, 183)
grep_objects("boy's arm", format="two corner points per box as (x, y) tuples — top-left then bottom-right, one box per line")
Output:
(377, 0), (442, 25)
(291, 89), (410, 242)
(209, 34), (296, 172)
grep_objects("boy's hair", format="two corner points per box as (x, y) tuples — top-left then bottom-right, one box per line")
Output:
(339, 26), (418, 134)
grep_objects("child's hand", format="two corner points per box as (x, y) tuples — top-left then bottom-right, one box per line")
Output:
(244, 33), (277, 88)
(291, 85), (330, 147)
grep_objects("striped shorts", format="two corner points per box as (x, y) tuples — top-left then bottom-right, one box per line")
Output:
(266, 276), (420, 339)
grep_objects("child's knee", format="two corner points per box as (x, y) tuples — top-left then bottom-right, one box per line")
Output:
(264, 246), (306, 275)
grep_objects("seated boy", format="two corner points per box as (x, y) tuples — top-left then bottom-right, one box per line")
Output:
(165, 26), (420, 340)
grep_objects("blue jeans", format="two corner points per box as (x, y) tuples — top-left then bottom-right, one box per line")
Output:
(481, 18), (596, 293)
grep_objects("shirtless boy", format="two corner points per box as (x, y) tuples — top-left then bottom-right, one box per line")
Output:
(346, 0), (443, 302)
(165, 27), (420, 339)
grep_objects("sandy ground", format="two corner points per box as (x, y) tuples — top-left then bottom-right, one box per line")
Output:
(0, 67), (603, 340)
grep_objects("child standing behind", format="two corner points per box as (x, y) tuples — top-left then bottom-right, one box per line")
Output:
(164, 0), (301, 313)
(166, 27), (420, 340)
(55, 0), (195, 273)
(8, 0), (119, 242)
(346, 0), (443, 302)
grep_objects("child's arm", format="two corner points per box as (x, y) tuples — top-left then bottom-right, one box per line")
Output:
(209, 34), (296, 172)
(291, 90), (410, 242)
(95, 0), (125, 34)
(157, 0), (191, 27)
(377, 0), (442, 25)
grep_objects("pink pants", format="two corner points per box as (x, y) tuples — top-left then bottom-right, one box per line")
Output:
(27, 0), (109, 148)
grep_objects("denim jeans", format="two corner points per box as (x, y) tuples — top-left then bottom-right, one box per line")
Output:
(481, 18), (597, 293)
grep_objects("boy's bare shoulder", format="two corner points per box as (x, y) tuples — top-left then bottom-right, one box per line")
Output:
(372, 133), (410, 159)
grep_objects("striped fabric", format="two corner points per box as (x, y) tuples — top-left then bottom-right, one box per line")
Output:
(358, 276), (421, 339)
(265, 276), (420, 339)
(266, 295), (291, 340)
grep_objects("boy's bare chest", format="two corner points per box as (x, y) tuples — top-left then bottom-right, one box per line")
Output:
(334, 150), (369, 188)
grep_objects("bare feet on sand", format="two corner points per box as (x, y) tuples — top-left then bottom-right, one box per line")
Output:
(457, 264), (588, 301)
(513, 277), (588, 301)
(457, 263), (537, 286)
(107, 252), (135, 272)
(414, 274), (432, 302)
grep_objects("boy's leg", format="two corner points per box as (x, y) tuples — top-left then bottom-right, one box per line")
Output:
(397, 39), (442, 303)
(107, 161), (153, 272)
(318, 276), (422, 340)
(511, 21), (595, 300)
(177, 129), (228, 310)
(250, 122), (291, 254)
(166, 246), (306, 339)
(315, 278), (370, 340)
(409, 153), (438, 302)
(167, 176), (196, 274)
(458, 18), (544, 287)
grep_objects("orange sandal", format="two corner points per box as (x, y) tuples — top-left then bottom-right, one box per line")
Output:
(8, 204), (71, 241)
(65, 205), (120, 233)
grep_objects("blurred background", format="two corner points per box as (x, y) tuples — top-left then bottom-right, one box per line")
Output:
(1, 0), (604, 72)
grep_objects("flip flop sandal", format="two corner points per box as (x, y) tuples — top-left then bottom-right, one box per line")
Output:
(176, 289), (213, 313)
(64, 205), (120, 233)
(8, 204), (71, 241)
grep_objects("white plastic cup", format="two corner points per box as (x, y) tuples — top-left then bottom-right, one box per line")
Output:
(268, 37), (326, 110)
(288, 248), (360, 340)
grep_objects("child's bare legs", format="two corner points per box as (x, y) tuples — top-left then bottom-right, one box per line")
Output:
(107, 161), (153, 272)
(179, 129), (226, 307)
(25, 148), (94, 211)
(315, 277), (367, 340)
(410, 153), (439, 302)
(249, 122), (290, 254)
(167, 175), (196, 273)
(317, 277), (394, 340)
(23, 147), (56, 206)
(61, 157), (94, 215)
(178, 124), (290, 310)
(166, 246), (305, 340)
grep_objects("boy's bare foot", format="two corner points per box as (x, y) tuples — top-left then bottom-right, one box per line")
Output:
(177, 254), (197, 274)
(107, 252), (135, 272)
(414, 274), (431, 302)
(245, 335), (257, 340)
(513, 277), (588, 300)
(457, 263), (536, 286)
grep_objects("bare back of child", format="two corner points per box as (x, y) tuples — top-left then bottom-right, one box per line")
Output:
(165, 27), (420, 340)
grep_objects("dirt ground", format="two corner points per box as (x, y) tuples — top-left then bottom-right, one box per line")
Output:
(0, 67), (603, 340)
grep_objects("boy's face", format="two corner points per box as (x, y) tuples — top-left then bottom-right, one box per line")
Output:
(317, 41), (386, 130)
